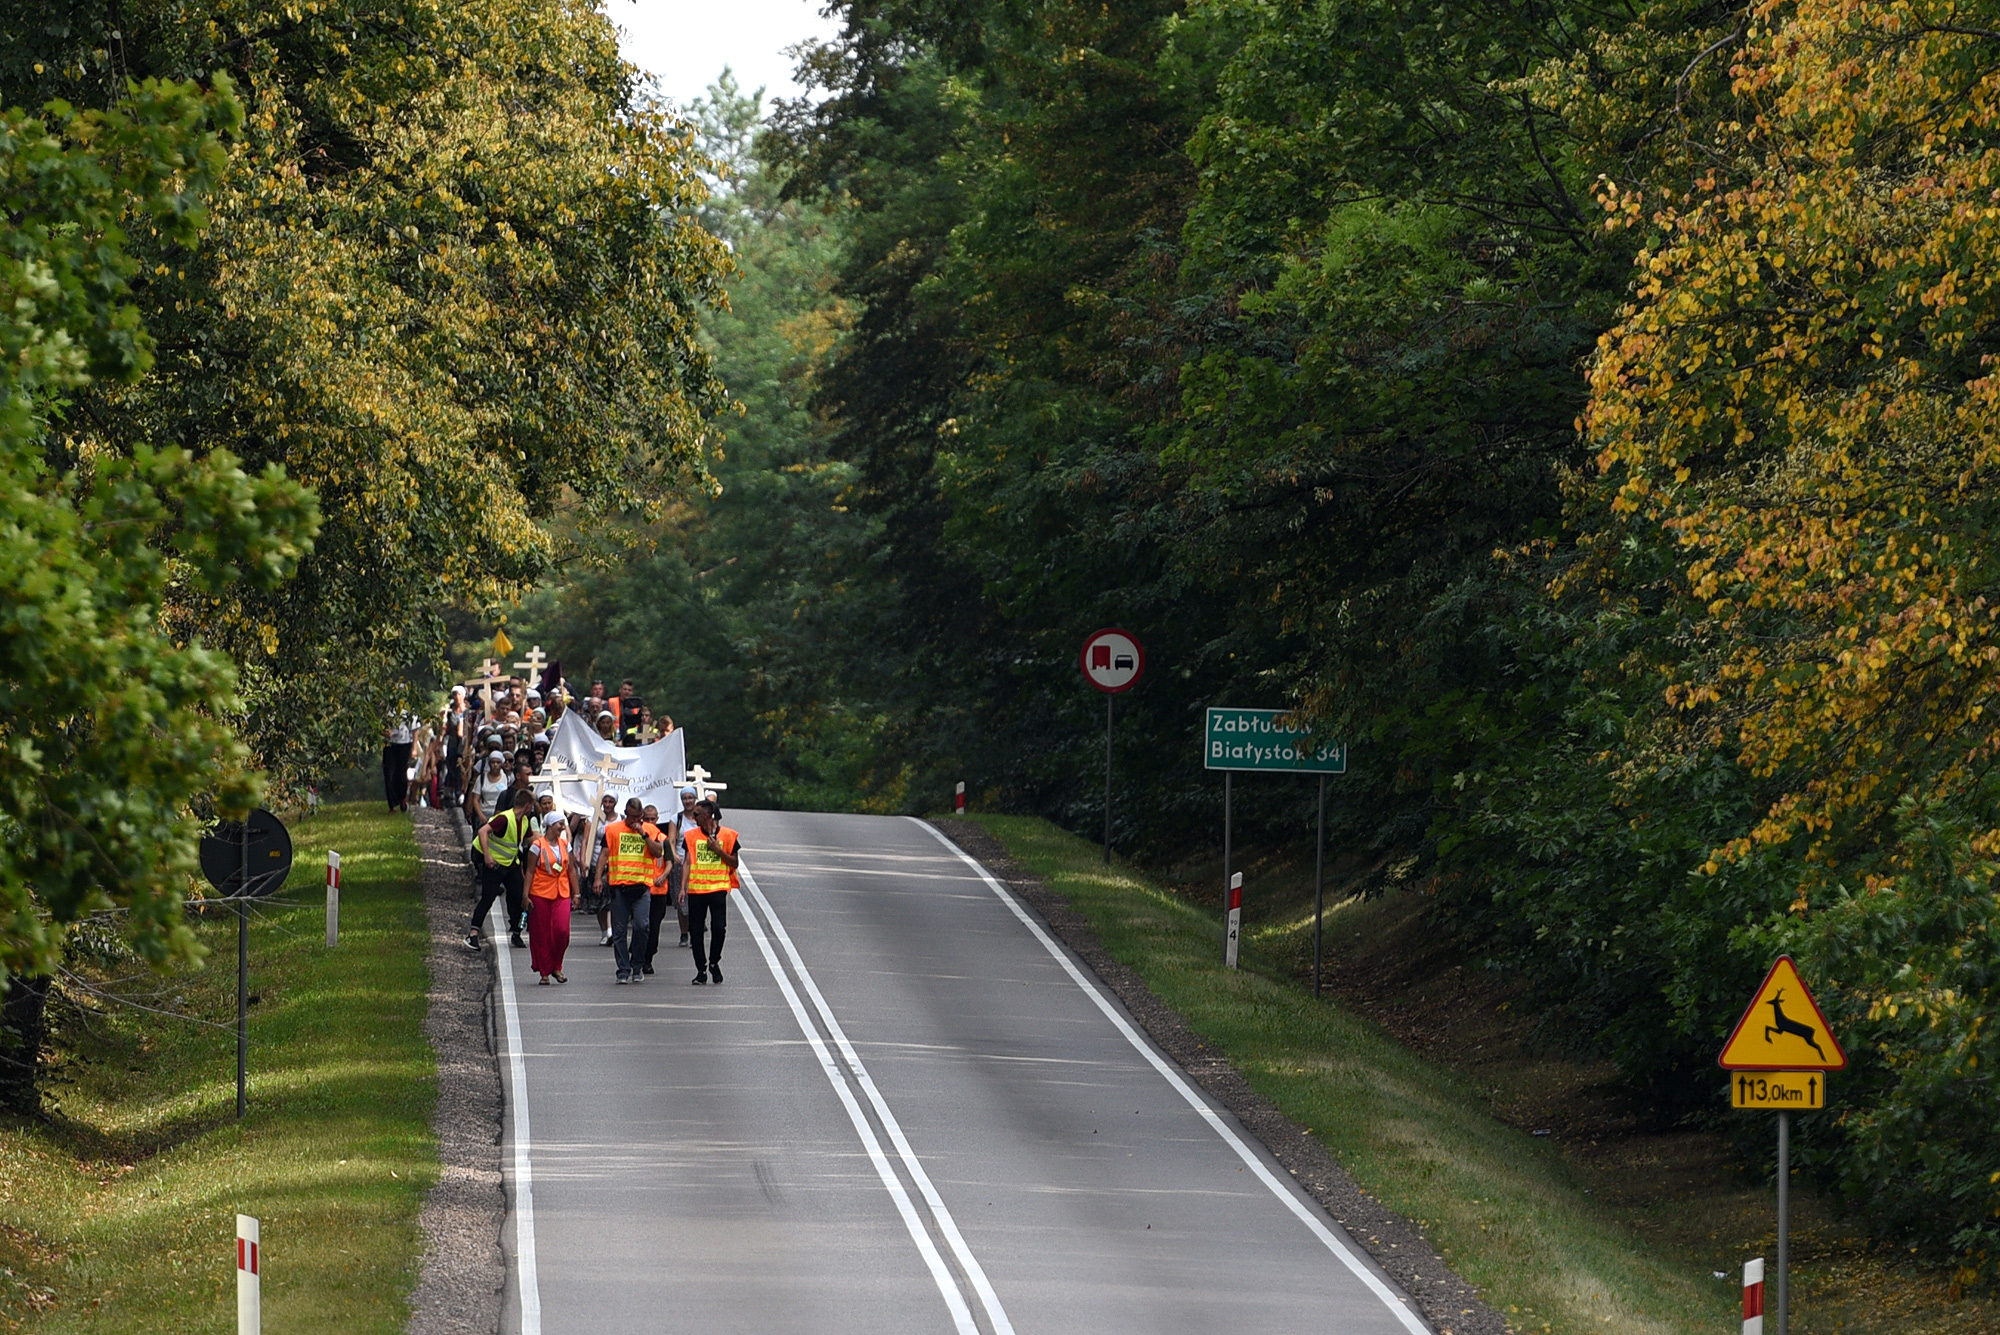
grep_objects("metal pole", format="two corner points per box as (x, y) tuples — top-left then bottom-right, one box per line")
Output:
(1104, 694), (1113, 864)
(1777, 1111), (1790, 1335)
(237, 821), (248, 1120)
(1313, 774), (1326, 996)
(1223, 771), (1232, 957)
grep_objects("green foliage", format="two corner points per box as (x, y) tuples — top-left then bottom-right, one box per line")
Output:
(0, 76), (317, 979)
(2, 0), (731, 789)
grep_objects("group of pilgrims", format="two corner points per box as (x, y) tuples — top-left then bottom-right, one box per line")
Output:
(400, 661), (743, 987)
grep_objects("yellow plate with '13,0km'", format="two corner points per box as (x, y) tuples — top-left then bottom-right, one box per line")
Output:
(1730, 1070), (1825, 1109)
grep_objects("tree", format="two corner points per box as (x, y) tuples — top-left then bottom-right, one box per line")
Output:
(0, 75), (318, 1107)
(1580, 0), (2000, 1267)
(2, 0), (731, 786)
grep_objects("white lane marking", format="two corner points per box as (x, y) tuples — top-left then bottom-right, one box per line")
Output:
(739, 866), (1018, 1335)
(748, 862), (990, 881)
(732, 876), (982, 1335)
(908, 819), (1434, 1335)
(487, 905), (543, 1335)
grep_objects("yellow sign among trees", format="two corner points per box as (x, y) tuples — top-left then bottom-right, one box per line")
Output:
(1719, 957), (1846, 1072)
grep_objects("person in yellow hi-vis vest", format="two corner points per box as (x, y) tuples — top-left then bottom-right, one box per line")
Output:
(595, 797), (666, 984)
(684, 799), (741, 985)
(469, 788), (536, 952)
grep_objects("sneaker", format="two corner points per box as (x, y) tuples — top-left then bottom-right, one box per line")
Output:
(464, 932), (482, 953)
(642, 965), (655, 976)
(691, 971), (709, 986)
(510, 932), (526, 949)
(601, 929), (614, 946)
(678, 932), (689, 948)
(710, 965), (723, 984)
(630, 969), (646, 984)
(616, 972), (630, 984)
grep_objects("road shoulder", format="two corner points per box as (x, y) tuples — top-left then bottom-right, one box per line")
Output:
(927, 817), (1507, 1335)
(406, 807), (506, 1335)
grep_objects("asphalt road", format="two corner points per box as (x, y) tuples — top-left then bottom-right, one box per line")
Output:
(487, 810), (1431, 1335)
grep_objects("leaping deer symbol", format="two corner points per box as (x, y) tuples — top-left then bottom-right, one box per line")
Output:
(1764, 989), (1827, 1060)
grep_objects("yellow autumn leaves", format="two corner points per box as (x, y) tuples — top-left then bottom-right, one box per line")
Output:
(1586, 0), (2000, 901)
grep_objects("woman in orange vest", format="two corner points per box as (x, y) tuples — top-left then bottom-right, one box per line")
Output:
(526, 811), (573, 984)
(684, 799), (741, 985)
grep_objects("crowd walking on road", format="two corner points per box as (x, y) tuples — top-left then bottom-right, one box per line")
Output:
(398, 664), (739, 988)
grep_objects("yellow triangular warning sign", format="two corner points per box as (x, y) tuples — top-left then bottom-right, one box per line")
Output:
(1718, 956), (1846, 1070)
(493, 627), (513, 657)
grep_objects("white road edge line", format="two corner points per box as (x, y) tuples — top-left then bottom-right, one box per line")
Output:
(908, 819), (1434, 1335)
(733, 871), (983, 1335)
(487, 905), (543, 1335)
(740, 866), (1018, 1335)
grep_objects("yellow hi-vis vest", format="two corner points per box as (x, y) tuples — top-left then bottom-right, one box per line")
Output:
(604, 820), (659, 886)
(487, 810), (529, 867)
(684, 826), (740, 894)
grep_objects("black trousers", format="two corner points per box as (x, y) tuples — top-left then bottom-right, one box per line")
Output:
(643, 893), (674, 970)
(471, 860), (525, 938)
(382, 742), (413, 810)
(688, 892), (728, 973)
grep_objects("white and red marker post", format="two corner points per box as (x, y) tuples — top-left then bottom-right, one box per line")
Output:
(1224, 872), (1243, 970)
(236, 1214), (261, 1334)
(325, 850), (341, 947)
(1742, 1257), (1764, 1335)
(955, 781), (966, 814)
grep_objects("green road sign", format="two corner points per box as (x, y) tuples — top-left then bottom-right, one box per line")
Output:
(1204, 708), (1347, 773)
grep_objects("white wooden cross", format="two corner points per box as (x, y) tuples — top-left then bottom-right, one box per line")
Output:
(513, 644), (548, 683)
(685, 764), (729, 802)
(470, 658), (506, 712)
(589, 752), (632, 812)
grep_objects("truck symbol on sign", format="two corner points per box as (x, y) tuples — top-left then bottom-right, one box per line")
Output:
(1092, 645), (1112, 670)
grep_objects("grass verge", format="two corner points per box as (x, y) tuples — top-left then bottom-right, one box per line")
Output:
(0, 802), (437, 1333)
(964, 812), (1727, 1335)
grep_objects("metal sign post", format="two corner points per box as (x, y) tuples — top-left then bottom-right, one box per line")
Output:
(1224, 873), (1244, 969)
(198, 809), (294, 1121)
(1204, 708), (1345, 975)
(1719, 956), (1847, 1335)
(237, 827), (248, 1120)
(1080, 628), (1145, 864)
(1313, 774), (1326, 995)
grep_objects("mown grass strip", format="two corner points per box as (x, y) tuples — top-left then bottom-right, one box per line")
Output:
(965, 813), (1730, 1335)
(0, 803), (436, 1333)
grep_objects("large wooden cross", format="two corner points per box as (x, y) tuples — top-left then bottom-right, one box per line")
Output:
(589, 752), (632, 813)
(685, 764), (729, 802)
(470, 658), (506, 712)
(513, 644), (548, 684)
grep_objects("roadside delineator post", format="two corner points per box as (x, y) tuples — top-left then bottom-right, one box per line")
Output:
(1224, 872), (1243, 970)
(954, 781), (966, 814)
(236, 1214), (261, 1333)
(1743, 1257), (1764, 1335)
(325, 850), (341, 947)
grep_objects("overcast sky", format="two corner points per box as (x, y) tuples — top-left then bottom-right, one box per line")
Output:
(606, 0), (839, 111)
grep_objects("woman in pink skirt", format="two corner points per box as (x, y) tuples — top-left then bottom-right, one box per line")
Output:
(526, 811), (572, 983)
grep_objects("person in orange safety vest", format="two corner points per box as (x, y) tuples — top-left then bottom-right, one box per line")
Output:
(684, 799), (740, 986)
(595, 797), (666, 984)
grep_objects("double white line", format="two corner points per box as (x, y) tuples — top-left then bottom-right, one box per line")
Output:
(736, 864), (1016, 1335)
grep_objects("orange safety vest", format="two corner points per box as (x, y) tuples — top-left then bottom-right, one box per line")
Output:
(604, 819), (660, 886)
(683, 825), (740, 894)
(528, 831), (571, 900)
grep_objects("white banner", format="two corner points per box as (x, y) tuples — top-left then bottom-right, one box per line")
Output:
(537, 712), (687, 818)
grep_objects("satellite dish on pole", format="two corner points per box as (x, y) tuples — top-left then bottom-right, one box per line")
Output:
(199, 809), (294, 899)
